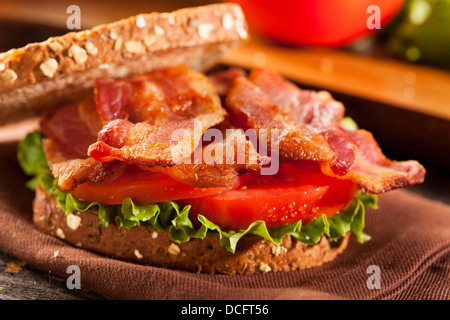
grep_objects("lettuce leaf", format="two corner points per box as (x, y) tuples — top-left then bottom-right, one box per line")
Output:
(18, 130), (377, 253)
(340, 116), (359, 131)
(17, 130), (51, 190)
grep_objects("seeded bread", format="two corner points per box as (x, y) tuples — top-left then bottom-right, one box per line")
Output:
(33, 185), (350, 275)
(0, 3), (248, 125)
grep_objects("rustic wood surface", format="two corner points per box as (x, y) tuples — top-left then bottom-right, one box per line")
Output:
(0, 250), (104, 300)
(0, 0), (448, 300)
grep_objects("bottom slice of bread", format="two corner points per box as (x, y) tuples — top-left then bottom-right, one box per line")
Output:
(33, 185), (349, 275)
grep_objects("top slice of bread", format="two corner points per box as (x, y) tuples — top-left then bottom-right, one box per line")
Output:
(0, 3), (248, 125)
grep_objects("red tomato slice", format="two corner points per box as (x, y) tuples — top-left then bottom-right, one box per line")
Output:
(70, 162), (358, 231)
(70, 167), (236, 205)
(178, 161), (359, 230)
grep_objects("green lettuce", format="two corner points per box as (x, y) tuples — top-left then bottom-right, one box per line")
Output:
(18, 130), (377, 253)
(340, 116), (359, 131)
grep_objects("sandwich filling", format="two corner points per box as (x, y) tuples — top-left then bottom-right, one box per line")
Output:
(18, 66), (425, 252)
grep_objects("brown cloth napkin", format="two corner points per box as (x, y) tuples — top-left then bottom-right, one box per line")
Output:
(0, 139), (449, 300)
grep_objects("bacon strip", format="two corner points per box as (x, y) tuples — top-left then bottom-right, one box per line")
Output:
(247, 68), (355, 175)
(226, 75), (336, 163)
(207, 67), (247, 96)
(51, 158), (128, 192)
(226, 68), (425, 193)
(88, 66), (226, 167)
(40, 101), (129, 191)
(248, 68), (345, 129)
(325, 129), (426, 193)
(149, 122), (264, 188)
(40, 100), (101, 161)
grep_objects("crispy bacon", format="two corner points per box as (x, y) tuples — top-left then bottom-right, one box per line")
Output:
(95, 66), (220, 125)
(40, 100), (101, 161)
(226, 68), (425, 193)
(40, 101), (129, 191)
(324, 129), (426, 193)
(247, 68), (354, 175)
(248, 68), (345, 129)
(51, 158), (128, 192)
(225, 75), (336, 163)
(149, 122), (264, 187)
(88, 66), (226, 166)
(207, 67), (247, 96)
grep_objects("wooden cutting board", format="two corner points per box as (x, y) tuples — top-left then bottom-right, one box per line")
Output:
(222, 36), (450, 122)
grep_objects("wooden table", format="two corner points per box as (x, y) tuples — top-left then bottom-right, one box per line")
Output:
(0, 0), (449, 300)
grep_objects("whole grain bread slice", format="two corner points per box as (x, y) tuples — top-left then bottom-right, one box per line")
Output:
(0, 3), (248, 125)
(33, 185), (350, 275)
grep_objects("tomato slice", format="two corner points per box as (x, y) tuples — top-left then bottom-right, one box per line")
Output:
(178, 161), (359, 230)
(70, 161), (358, 231)
(69, 167), (236, 205)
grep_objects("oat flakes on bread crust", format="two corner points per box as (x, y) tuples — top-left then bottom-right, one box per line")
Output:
(0, 3), (248, 125)
(33, 185), (350, 275)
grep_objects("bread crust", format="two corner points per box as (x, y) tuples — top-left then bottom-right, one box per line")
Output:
(33, 185), (349, 275)
(0, 3), (248, 125)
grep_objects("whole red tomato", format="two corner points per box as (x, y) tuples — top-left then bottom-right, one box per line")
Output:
(229, 0), (404, 47)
